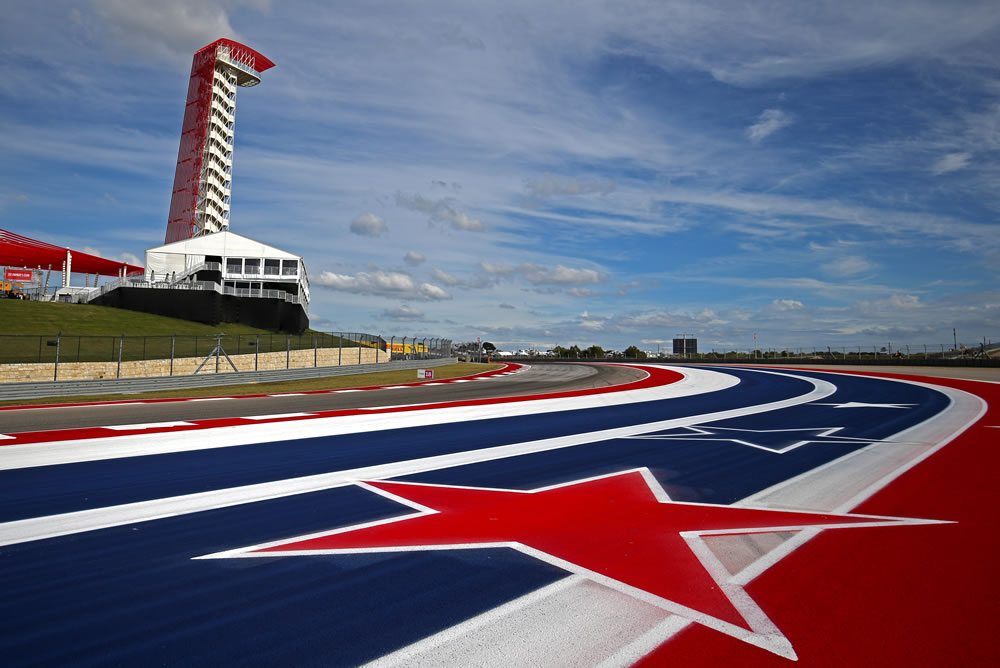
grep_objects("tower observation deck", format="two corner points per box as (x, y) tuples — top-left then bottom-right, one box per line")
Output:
(164, 39), (275, 244)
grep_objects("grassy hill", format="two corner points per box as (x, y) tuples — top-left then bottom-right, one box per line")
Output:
(0, 300), (362, 364)
(0, 300), (276, 336)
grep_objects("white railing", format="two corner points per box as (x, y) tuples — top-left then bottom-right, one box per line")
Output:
(83, 277), (306, 311)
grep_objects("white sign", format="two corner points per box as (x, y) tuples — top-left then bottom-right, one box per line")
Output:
(417, 369), (433, 379)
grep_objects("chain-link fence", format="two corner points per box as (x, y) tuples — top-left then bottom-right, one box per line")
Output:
(0, 332), (385, 365)
(385, 336), (452, 361)
(0, 332), (454, 365)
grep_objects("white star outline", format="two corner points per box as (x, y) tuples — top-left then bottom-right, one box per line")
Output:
(196, 467), (950, 660)
(625, 425), (916, 453)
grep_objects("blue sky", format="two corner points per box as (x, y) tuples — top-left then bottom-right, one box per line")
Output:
(2, 1), (999, 352)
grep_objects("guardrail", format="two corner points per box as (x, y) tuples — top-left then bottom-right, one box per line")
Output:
(0, 357), (460, 401)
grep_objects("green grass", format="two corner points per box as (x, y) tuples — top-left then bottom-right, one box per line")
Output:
(0, 300), (276, 336)
(0, 300), (374, 364)
(0, 363), (501, 407)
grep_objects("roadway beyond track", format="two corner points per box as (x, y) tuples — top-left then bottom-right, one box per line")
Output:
(1, 363), (997, 666)
(0, 363), (644, 434)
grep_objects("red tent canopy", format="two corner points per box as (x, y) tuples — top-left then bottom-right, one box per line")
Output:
(0, 229), (144, 276)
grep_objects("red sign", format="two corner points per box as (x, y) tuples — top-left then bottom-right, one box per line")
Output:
(4, 269), (33, 281)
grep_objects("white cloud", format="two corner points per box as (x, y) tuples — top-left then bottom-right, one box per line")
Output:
(821, 255), (876, 277)
(480, 262), (516, 276)
(771, 298), (804, 311)
(479, 262), (606, 286)
(314, 270), (451, 301)
(932, 152), (972, 175)
(92, 0), (269, 66)
(521, 263), (606, 286)
(430, 268), (459, 286)
(349, 212), (386, 237)
(403, 251), (425, 265)
(567, 287), (594, 297)
(746, 109), (795, 143)
(524, 174), (615, 198)
(395, 192), (483, 232)
(381, 304), (425, 320)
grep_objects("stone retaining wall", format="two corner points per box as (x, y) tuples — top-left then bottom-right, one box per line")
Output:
(0, 347), (389, 383)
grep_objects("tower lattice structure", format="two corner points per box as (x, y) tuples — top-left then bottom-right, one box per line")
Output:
(164, 39), (274, 244)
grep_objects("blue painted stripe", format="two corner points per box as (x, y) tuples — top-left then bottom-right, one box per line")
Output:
(0, 486), (567, 667)
(0, 367), (813, 521)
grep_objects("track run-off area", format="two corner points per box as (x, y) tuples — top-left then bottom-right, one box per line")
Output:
(1, 363), (997, 665)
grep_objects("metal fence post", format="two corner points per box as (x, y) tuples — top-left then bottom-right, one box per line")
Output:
(170, 334), (175, 376)
(53, 331), (61, 381)
(37, 335), (42, 362)
(286, 334), (291, 369)
(76, 336), (82, 362)
(116, 333), (124, 378)
(359, 334), (363, 365)
(313, 335), (317, 367)
(338, 332), (342, 366)
(255, 335), (260, 371)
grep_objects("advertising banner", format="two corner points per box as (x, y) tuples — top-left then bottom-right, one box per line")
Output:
(4, 269), (33, 281)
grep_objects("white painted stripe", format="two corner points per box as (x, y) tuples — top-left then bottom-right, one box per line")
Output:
(358, 404), (434, 411)
(333, 389), (364, 393)
(0, 434), (14, 440)
(0, 366), (744, 469)
(737, 379), (984, 514)
(364, 577), (674, 668)
(189, 397), (233, 402)
(0, 371), (833, 545)
(648, 372), (984, 651)
(449, 379), (473, 383)
(269, 393), (306, 396)
(242, 413), (318, 420)
(103, 421), (195, 431)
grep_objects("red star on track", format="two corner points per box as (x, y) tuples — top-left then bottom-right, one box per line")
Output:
(211, 469), (947, 658)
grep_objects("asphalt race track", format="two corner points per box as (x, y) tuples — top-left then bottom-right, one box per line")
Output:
(1, 363), (997, 666)
(0, 362), (643, 433)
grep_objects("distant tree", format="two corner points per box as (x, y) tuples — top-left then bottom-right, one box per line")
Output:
(552, 346), (571, 358)
(569, 345), (582, 358)
(623, 345), (647, 359)
(585, 345), (605, 358)
(482, 341), (496, 353)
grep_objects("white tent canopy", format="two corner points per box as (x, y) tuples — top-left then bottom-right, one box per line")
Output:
(145, 230), (300, 276)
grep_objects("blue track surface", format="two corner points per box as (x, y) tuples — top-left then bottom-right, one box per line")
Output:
(0, 366), (955, 665)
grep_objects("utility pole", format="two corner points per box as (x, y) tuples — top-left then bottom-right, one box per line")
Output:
(953, 328), (957, 351)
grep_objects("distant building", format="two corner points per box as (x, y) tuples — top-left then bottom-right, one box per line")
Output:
(165, 39), (275, 244)
(673, 337), (697, 356)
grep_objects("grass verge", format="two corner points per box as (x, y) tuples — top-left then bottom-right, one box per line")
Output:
(0, 363), (503, 408)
